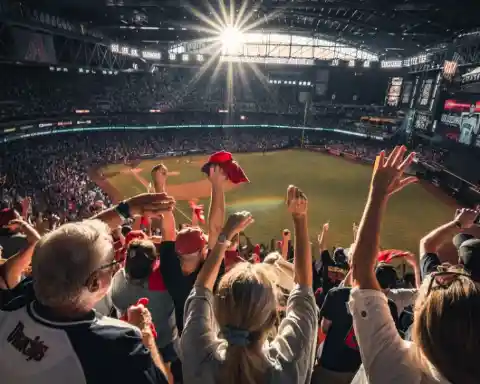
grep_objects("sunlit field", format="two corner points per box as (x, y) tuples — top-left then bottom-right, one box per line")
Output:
(98, 149), (454, 253)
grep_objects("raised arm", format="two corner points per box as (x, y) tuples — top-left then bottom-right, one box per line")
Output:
(316, 222), (329, 260)
(281, 229), (290, 260)
(270, 186), (317, 380)
(287, 185), (312, 287)
(207, 165), (227, 249)
(151, 163), (168, 194)
(90, 193), (175, 229)
(351, 146), (417, 290)
(0, 219), (41, 289)
(196, 211), (254, 291)
(419, 209), (477, 256)
(349, 146), (420, 383)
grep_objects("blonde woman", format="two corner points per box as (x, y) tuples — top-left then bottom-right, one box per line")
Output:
(349, 145), (480, 384)
(181, 185), (318, 384)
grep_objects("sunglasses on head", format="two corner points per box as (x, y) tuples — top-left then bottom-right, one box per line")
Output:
(426, 265), (471, 296)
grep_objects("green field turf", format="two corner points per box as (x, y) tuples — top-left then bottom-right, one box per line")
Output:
(99, 150), (455, 253)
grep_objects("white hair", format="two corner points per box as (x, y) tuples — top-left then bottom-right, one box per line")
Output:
(32, 220), (113, 307)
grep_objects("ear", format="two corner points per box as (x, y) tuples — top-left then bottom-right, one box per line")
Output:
(86, 273), (100, 293)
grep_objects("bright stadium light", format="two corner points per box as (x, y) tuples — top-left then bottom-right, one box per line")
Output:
(220, 26), (244, 53)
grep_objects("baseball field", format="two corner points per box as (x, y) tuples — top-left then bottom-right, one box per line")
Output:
(94, 149), (457, 255)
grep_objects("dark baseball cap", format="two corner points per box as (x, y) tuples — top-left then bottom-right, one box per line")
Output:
(125, 239), (157, 280)
(453, 233), (480, 280)
(375, 263), (398, 289)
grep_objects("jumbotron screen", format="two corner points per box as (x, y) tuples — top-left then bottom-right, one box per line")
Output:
(436, 99), (480, 147)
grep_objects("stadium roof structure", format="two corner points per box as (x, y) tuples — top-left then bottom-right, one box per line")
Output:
(24, 0), (480, 58)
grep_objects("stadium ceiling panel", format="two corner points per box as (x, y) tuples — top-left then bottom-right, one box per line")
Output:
(21, 0), (480, 57)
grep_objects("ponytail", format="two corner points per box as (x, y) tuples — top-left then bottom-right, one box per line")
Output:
(219, 343), (268, 384)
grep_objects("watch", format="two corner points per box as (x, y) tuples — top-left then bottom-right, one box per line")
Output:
(455, 220), (462, 229)
(115, 201), (131, 220)
(217, 233), (232, 247)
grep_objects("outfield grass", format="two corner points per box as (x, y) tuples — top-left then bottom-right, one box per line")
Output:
(99, 150), (454, 253)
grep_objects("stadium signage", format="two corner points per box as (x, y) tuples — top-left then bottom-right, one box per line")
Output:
(20, 125), (34, 130)
(38, 123), (54, 128)
(57, 121), (73, 126)
(381, 60), (403, 68)
(444, 99), (480, 112)
(462, 68), (480, 84)
(76, 120), (91, 125)
(440, 114), (461, 126)
(142, 51), (161, 60)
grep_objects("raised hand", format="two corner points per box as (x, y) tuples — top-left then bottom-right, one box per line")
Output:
(208, 164), (228, 186)
(151, 163), (168, 181)
(371, 146), (418, 199)
(286, 185), (308, 218)
(127, 193), (175, 217)
(151, 163), (168, 193)
(455, 208), (478, 229)
(222, 211), (254, 239)
(317, 222), (329, 243)
(282, 229), (291, 240)
(20, 197), (31, 217)
(352, 222), (359, 240)
(8, 219), (41, 243)
(127, 303), (150, 328)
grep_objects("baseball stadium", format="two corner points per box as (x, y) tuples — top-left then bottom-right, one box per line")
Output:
(1, 0), (480, 383)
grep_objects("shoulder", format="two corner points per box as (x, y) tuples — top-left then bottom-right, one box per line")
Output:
(70, 316), (166, 383)
(111, 269), (127, 287)
(72, 315), (146, 366)
(87, 315), (142, 349)
(327, 286), (350, 300)
(420, 252), (440, 280)
(1, 277), (35, 310)
(158, 241), (175, 254)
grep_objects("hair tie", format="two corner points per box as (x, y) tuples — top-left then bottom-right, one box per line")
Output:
(222, 326), (251, 346)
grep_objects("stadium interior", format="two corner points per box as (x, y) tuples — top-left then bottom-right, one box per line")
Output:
(1, 0), (480, 383)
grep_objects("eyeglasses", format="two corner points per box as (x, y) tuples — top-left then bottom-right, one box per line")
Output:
(84, 258), (124, 286)
(426, 265), (471, 296)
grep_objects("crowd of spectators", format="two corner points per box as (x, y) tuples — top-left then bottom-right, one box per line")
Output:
(0, 64), (304, 121)
(0, 64), (399, 138)
(0, 63), (477, 384)
(0, 142), (478, 384)
(0, 126), (446, 223)
(0, 129), (292, 216)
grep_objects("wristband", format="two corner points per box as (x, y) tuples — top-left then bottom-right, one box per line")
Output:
(115, 201), (131, 220)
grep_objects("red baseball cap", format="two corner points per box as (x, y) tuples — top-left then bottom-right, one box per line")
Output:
(377, 249), (409, 263)
(175, 227), (207, 256)
(201, 151), (249, 184)
(0, 208), (17, 227)
(124, 230), (148, 248)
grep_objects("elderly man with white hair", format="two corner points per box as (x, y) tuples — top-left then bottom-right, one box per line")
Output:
(0, 193), (174, 384)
